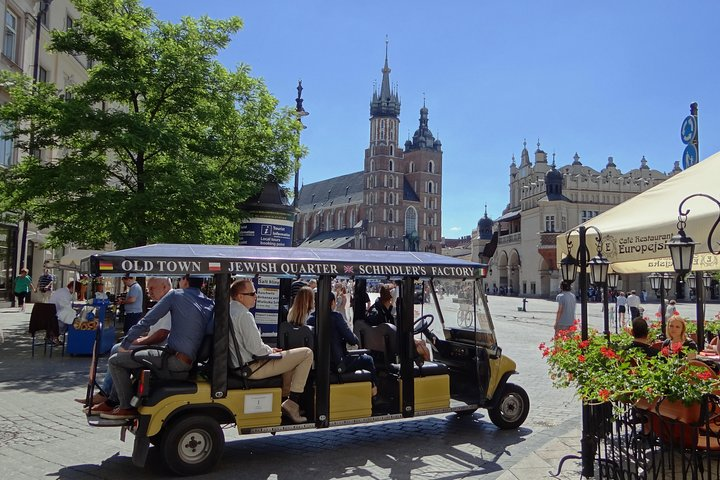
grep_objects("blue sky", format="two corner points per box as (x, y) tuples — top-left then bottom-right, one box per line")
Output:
(144, 0), (720, 238)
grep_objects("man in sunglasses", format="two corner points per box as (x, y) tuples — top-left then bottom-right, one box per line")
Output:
(228, 278), (313, 424)
(101, 275), (214, 420)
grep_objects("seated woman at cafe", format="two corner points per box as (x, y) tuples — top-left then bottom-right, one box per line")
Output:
(662, 315), (697, 358)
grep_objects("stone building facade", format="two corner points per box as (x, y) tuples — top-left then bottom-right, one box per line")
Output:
(294, 50), (443, 253)
(1, 0), (89, 302)
(472, 141), (681, 298)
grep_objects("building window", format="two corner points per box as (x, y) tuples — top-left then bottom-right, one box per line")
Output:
(581, 210), (599, 223)
(428, 160), (434, 173)
(3, 10), (18, 63)
(388, 209), (394, 222)
(388, 192), (394, 205)
(389, 159), (394, 171)
(0, 122), (14, 166)
(405, 207), (417, 235)
(66, 15), (74, 30)
(389, 145), (394, 157)
(409, 162), (415, 173)
(38, 66), (48, 83)
(368, 209), (374, 223)
(427, 181), (434, 194)
(370, 159), (374, 172)
(545, 215), (555, 232)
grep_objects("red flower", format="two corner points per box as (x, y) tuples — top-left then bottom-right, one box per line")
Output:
(567, 325), (577, 332)
(578, 354), (586, 362)
(661, 347), (670, 356)
(598, 389), (611, 401)
(696, 370), (713, 381)
(538, 342), (546, 351)
(600, 346), (619, 359)
(579, 340), (590, 349)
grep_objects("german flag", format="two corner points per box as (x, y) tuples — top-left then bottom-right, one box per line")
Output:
(99, 261), (114, 271)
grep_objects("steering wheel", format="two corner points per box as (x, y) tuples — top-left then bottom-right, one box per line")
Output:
(413, 314), (435, 335)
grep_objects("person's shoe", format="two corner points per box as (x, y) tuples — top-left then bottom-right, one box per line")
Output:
(84, 401), (114, 415)
(75, 393), (107, 405)
(100, 407), (138, 420)
(281, 399), (307, 424)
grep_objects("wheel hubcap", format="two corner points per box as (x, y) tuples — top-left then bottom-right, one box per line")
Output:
(178, 429), (212, 464)
(500, 393), (523, 422)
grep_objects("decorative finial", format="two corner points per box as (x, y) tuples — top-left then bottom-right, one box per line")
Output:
(523, 138), (527, 149)
(423, 92), (426, 108)
(552, 151), (556, 167)
(537, 138), (541, 150)
(385, 35), (389, 61)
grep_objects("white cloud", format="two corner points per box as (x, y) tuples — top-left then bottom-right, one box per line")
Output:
(449, 226), (461, 231)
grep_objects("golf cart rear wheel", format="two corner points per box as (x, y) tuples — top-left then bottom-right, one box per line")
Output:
(488, 383), (529, 429)
(162, 415), (224, 476)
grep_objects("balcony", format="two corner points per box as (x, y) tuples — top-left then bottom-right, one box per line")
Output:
(498, 232), (521, 245)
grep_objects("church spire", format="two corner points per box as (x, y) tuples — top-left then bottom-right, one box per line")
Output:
(370, 37), (400, 117)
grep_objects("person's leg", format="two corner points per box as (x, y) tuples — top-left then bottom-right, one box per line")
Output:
(345, 353), (377, 386)
(123, 312), (142, 334)
(249, 348), (313, 393)
(17, 293), (25, 311)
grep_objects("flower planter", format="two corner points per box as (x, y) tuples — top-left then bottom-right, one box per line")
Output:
(656, 398), (702, 424)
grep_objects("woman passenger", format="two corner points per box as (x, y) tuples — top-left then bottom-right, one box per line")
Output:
(662, 315), (697, 358)
(308, 292), (378, 397)
(287, 286), (314, 326)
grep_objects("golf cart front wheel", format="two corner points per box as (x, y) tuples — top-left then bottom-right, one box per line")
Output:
(488, 383), (529, 429)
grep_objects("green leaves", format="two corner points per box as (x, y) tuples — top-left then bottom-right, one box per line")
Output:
(0, 0), (301, 249)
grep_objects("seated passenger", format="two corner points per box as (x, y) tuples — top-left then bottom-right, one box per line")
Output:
(228, 279), (313, 424)
(662, 315), (697, 358)
(287, 286), (314, 326)
(625, 317), (659, 357)
(366, 284), (394, 326)
(308, 292), (377, 397)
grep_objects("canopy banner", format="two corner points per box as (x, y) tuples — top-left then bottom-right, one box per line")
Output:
(82, 244), (487, 279)
(556, 150), (720, 273)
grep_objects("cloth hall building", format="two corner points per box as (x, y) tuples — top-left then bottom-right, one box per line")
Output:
(293, 52), (443, 253)
(471, 142), (681, 298)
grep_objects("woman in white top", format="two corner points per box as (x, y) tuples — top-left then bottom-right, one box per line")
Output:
(616, 291), (627, 326)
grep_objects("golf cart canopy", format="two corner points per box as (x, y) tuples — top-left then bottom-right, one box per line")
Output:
(82, 243), (487, 279)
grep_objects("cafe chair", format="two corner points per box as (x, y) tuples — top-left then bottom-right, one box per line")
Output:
(28, 303), (65, 357)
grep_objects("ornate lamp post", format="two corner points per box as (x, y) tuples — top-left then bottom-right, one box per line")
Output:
(559, 225), (608, 478)
(649, 273), (673, 337)
(667, 193), (720, 350)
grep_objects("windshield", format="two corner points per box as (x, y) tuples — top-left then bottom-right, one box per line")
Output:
(423, 279), (497, 349)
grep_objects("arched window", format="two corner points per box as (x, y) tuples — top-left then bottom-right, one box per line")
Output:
(389, 159), (394, 171)
(388, 209), (394, 222)
(427, 181), (434, 194)
(409, 162), (415, 173)
(428, 161), (434, 173)
(370, 159), (375, 172)
(368, 209), (374, 223)
(388, 192), (394, 205)
(405, 207), (417, 235)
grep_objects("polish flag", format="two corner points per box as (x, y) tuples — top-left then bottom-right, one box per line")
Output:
(208, 262), (222, 272)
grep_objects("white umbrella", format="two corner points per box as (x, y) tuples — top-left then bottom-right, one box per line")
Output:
(557, 151), (720, 273)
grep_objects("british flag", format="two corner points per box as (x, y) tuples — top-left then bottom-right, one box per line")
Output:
(343, 265), (354, 274)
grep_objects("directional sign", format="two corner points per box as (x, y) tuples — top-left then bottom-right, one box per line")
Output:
(682, 143), (698, 169)
(681, 115), (697, 145)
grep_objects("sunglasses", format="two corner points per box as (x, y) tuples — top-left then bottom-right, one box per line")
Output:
(240, 291), (257, 297)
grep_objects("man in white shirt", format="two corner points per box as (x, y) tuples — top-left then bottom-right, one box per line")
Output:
(78, 277), (172, 407)
(49, 281), (80, 341)
(626, 290), (642, 320)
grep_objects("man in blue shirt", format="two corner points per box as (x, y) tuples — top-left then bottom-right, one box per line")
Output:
(119, 275), (144, 334)
(99, 276), (214, 420)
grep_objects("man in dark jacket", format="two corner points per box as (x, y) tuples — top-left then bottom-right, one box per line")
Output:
(366, 284), (395, 326)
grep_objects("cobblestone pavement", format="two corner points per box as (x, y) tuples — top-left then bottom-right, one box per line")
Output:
(0, 297), (714, 479)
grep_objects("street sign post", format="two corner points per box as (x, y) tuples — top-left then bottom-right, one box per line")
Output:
(680, 103), (699, 169)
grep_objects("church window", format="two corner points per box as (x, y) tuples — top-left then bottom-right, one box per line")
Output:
(389, 146), (394, 157)
(388, 209), (394, 222)
(389, 159), (394, 171)
(368, 209), (374, 222)
(388, 192), (394, 205)
(370, 159), (374, 172)
(405, 207), (417, 235)
(428, 161), (434, 173)
(409, 162), (415, 173)
(427, 181), (434, 194)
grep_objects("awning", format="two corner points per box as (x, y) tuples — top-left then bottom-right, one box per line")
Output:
(557, 151), (720, 273)
(57, 249), (104, 270)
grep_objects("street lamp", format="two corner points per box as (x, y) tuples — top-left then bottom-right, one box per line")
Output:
(559, 225), (606, 478)
(667, 193), (720, 351)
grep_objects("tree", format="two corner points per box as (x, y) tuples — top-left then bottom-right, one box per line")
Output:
(0, 0), (303, 249)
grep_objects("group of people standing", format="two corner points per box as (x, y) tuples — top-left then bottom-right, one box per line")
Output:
(13, 268), (56, 311)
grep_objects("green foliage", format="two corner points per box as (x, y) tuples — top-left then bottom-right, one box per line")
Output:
(0, 0), (303, 249)
(540, 322), (720, 406)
